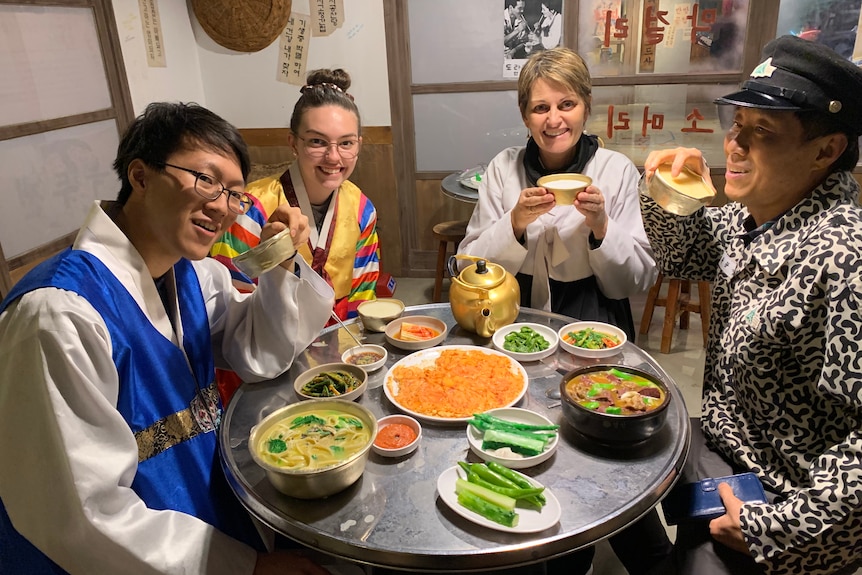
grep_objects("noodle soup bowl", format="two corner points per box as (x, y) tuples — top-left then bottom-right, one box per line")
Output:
(294, 362), (368, 402)
(560, 364), (671, 445)
(249, 399), (378, 499)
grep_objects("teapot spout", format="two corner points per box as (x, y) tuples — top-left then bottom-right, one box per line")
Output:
(475, 306), (496, 338)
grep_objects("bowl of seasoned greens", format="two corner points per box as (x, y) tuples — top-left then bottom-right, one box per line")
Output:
(294, 363), (368, 402)
(492, 323), (559, 362)
(558, 321), (626, 359)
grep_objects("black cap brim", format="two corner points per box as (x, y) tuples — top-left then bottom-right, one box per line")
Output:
(714, 89), (802, 110)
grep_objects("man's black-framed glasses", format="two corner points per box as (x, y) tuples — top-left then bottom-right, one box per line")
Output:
(295, 135), (360, 159)
(162, 163), (252, 215)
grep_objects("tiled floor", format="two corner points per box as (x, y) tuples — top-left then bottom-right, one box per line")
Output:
(390, 277), (707, 574)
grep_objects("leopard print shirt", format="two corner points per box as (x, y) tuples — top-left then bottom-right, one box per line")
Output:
(641, 170), (862, 575)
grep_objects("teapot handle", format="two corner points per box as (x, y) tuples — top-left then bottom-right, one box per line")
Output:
(447, 254), (483, 279)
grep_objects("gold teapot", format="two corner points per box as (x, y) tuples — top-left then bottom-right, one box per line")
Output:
(447, 255), (520, 338)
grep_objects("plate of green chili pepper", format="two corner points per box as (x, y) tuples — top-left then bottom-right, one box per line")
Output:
(436, 462), (561, 533)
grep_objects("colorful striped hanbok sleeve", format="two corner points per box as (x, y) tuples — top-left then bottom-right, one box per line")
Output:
(345, 194), (380, 318)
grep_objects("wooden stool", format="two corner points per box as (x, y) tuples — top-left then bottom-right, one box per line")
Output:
(431, 220), (468, 302)
(639, 273), (711, 354)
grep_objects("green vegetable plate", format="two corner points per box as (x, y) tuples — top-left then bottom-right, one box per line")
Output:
(466, 407), (559, 469)
(436, 465), (561, 533)
(558, 320), (627, 359)
(492, 322), (559, 362)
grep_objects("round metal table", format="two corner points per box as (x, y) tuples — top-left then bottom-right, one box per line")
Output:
(441, 171), (479, 203)
(220, 304), (690, 572)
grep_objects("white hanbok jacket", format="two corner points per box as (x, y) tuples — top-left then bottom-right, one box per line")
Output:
(0, 201), (334, 574)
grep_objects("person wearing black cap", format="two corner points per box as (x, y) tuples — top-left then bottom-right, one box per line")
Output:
(640, 35), (862, 575)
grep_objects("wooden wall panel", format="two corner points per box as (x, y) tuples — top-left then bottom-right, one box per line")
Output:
(410, 179), (475, 275)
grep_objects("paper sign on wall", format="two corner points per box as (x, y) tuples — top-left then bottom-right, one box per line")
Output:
(138, 0), (166, 67)
(277, 13), (310, 85)
(312, 0), (344, 37)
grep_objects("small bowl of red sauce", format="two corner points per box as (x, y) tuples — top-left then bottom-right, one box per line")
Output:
(342, 344), (388, 373)
(372, 414), (421, 458)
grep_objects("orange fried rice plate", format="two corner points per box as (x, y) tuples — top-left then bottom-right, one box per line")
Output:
(387, 349), (526, 419)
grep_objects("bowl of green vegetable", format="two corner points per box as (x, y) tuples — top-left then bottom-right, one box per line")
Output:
(492, 323), (559, 362)
(294, 363), (368, 402)
(466, 408), (559, 469)
(558, 321), (626, 359)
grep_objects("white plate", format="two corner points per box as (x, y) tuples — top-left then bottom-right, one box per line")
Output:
(436, 466), (561, 533)
(466, 407), (559, 469)
(558, 321), (626, 359)
(383, 345), (529, 423)
(492, 323), (559, 362)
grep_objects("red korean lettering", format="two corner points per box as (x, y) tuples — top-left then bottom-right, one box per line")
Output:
(641, 106), (664, 137)
(680, 108), (714, 133)
(607, 105), (631, 139)
(644, 5), (670, 45)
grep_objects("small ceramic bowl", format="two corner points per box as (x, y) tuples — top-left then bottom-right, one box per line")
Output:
(537, 173), (592, 206)
(492, 322), (559, 362)
(558, 321), (627, 359)
(357, 298), (405, 332)
(384, 316), (448, 351)
(372, 414), (422, 457)
(232, 228), (297, 277)
(466, 407), (559, 469)
(294, 362), (368, 402)
(341, 344), (388, 372)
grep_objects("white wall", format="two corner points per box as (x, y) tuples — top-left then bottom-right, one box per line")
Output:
(111, 0), (206, 113)
(112, 0), (391, 129)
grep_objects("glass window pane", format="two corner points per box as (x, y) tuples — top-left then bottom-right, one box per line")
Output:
(0, 121), (119, 257)
(413, 91), (524, 171)
(585, 83), (734, 166)
(777, 0), (862, 61)
(409, 0), (502, 84)
(579, 0), (750, 77)
(0, 5), (112, 126)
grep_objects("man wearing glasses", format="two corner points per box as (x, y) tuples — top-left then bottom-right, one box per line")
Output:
(0, 102), (334, 574)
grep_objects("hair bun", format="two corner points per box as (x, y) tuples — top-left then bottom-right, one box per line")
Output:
(305, 68), (351, 92)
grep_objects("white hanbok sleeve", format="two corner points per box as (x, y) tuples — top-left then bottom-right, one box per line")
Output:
(196, 256), (335, 382)
(458, 148), (530, 275)
(0, 289), (258, 575)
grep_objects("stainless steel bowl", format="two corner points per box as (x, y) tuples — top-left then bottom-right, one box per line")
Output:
(560, 364), (671, 444)
(641, 164), (715, 216)
(248, 399), (378, 499)
(232, 228), (297, 277)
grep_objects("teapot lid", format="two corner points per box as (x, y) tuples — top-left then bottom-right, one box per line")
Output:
(460, 259), (506, 288)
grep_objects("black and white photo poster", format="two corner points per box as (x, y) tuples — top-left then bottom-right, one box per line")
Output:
(503, 0), (562, 78)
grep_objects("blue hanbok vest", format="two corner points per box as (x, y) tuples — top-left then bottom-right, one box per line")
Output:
(0, 249), (262, 574)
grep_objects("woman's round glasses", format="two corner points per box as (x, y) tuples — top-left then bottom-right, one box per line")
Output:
(162, 163), (252, 214)
(295, 135), (360, 159)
